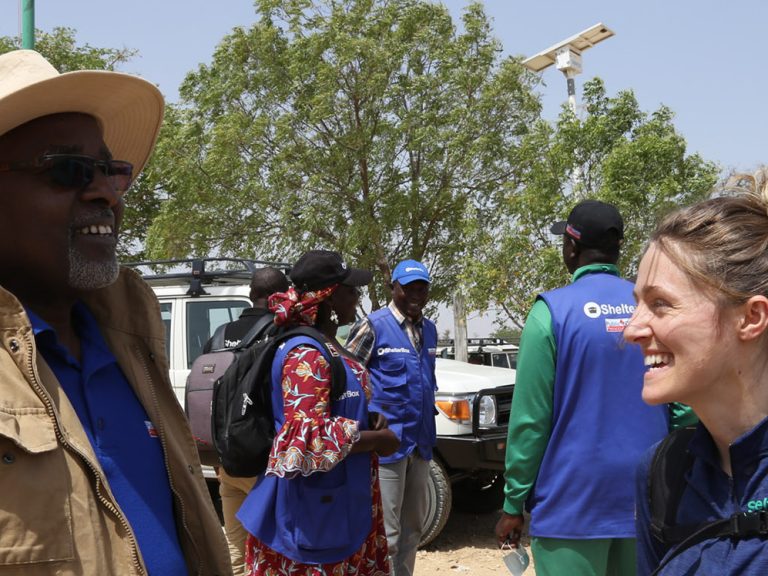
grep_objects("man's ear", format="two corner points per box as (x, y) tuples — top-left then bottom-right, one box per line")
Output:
(565, 236), (579, 259)
(738, 296), (768, 341)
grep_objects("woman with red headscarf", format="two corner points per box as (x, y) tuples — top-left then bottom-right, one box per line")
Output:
(237, 250), (399, 576)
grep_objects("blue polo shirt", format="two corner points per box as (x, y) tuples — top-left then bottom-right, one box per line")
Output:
(27, 303), (186, 576)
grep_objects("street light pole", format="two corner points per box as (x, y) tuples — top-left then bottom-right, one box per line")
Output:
(554, 46), (583, 115)
(521, 23), (614, 114)
(522, 23), (614, 194)
(21, 0), (35, 50)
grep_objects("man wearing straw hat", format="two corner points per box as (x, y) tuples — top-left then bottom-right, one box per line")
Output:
(0, 50), (231, 575)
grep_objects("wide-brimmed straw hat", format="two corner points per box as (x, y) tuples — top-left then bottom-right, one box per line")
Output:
(0, 50), (164, 177)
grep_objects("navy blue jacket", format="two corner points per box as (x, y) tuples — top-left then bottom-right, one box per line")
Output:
(636, 417), (768, 575)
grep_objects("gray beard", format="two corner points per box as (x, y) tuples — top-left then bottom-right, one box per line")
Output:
(67, 245), (119, 290)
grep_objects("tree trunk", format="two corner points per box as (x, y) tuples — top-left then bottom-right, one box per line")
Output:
(453, 291), (468, 362)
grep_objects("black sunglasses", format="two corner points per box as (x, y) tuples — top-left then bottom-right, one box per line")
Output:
(0, 154), (133, 194)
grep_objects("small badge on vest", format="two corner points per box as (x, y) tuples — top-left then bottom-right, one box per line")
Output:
(604, 317), (630, 333)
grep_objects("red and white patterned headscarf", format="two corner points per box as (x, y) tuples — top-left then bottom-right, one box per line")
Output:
(268, 285), (337, 327)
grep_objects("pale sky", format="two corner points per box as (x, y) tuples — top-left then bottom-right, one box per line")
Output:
(2, 0), (765, 335)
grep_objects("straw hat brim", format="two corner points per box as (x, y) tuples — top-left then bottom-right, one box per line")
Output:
(0, 70), (164, 177)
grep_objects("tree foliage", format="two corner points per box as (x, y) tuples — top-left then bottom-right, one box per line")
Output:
(144, 0), (541, 308)
(463, 78), (719, 327)
(0, 26), (136, 71)
(0, 21), (720, 327)
(490, 325), (521, 342)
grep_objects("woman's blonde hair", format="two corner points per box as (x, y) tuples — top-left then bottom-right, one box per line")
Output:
(652, 168), (768, 304)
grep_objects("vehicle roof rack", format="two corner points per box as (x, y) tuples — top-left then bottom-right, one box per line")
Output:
(437, 337), (518, 347)
(124, 257), (291, 297)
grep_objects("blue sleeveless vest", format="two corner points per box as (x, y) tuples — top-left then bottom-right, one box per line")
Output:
(529, 271), (669, 538)
(366, 308), (437, 464)
(237, 335), (372, 564)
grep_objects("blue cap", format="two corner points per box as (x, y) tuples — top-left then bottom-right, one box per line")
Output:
(391, 259), (431, 285)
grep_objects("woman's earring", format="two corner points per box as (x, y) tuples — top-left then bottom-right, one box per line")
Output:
(329, 309), (339, 325)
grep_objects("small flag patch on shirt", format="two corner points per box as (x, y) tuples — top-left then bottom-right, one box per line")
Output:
(145, 420), (158, 438)
(605, 318), (629, 332)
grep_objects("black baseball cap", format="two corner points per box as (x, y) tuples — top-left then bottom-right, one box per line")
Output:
(289, 250), (373, 291)
(550, 200), (624, 248)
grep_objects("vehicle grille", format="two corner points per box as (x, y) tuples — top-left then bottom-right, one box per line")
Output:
(474, 384), (514, 435)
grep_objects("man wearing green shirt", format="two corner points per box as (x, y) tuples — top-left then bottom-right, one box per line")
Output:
(494, 200), (695, 576)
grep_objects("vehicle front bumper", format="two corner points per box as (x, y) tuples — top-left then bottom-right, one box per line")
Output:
(435, 432), (507, 473)
(434, 384), (513, 474)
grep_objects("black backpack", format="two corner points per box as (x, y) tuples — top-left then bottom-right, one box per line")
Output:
(211, 325), (347, 478)
(648, 426), (768, 575)
(185, 314), (275, 466)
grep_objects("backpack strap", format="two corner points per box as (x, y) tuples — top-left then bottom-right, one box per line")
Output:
(650, 426), (697, 544)
(236, 314), (276, 350)
(209, 323), (227, 351)
(210, 313), (275, 352)
(651, 512), (768, 575)
(274, 326), (347, 402)
(320, 336), (347, 402)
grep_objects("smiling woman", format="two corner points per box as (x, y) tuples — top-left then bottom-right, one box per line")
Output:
(626, 243), (731, 408)
(626, 172), (768, 576)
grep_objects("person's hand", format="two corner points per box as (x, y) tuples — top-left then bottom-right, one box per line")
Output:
(374, 428), (400, 457)
(495, 512), (524, 548)
(352, 428), (400, 456)
(368, 411), (388, 431)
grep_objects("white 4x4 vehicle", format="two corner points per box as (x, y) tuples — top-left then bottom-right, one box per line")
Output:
(129, 259), (515, 546)
(437, 338), (518, 370)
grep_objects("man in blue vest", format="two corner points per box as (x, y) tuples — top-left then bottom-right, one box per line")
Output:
(494, 200), (692, 576)
(346, 259), (438, 576)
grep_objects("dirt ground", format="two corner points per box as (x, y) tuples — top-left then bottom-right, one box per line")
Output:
(415, 510), (535, 575)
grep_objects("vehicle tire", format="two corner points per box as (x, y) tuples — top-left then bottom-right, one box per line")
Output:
(452, 472), (504, 514)
(419, 458), (452, 548)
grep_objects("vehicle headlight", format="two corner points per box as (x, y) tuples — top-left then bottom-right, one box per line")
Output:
(477, 395), (497, 427)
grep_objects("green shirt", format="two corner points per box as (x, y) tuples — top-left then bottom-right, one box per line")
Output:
(501, 264), (697, 516)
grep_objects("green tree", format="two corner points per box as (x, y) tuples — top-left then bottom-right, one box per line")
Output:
(144, 0), (541, 309)
(464, 78), (719, 327)
(0, 26), (136, 71)
(490, 325), (520, 342)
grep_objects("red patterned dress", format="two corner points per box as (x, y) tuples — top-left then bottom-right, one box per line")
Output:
(245, 344), (390, 576)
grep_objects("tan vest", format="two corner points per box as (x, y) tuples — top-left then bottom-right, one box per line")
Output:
(0, 269), (232, 576)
